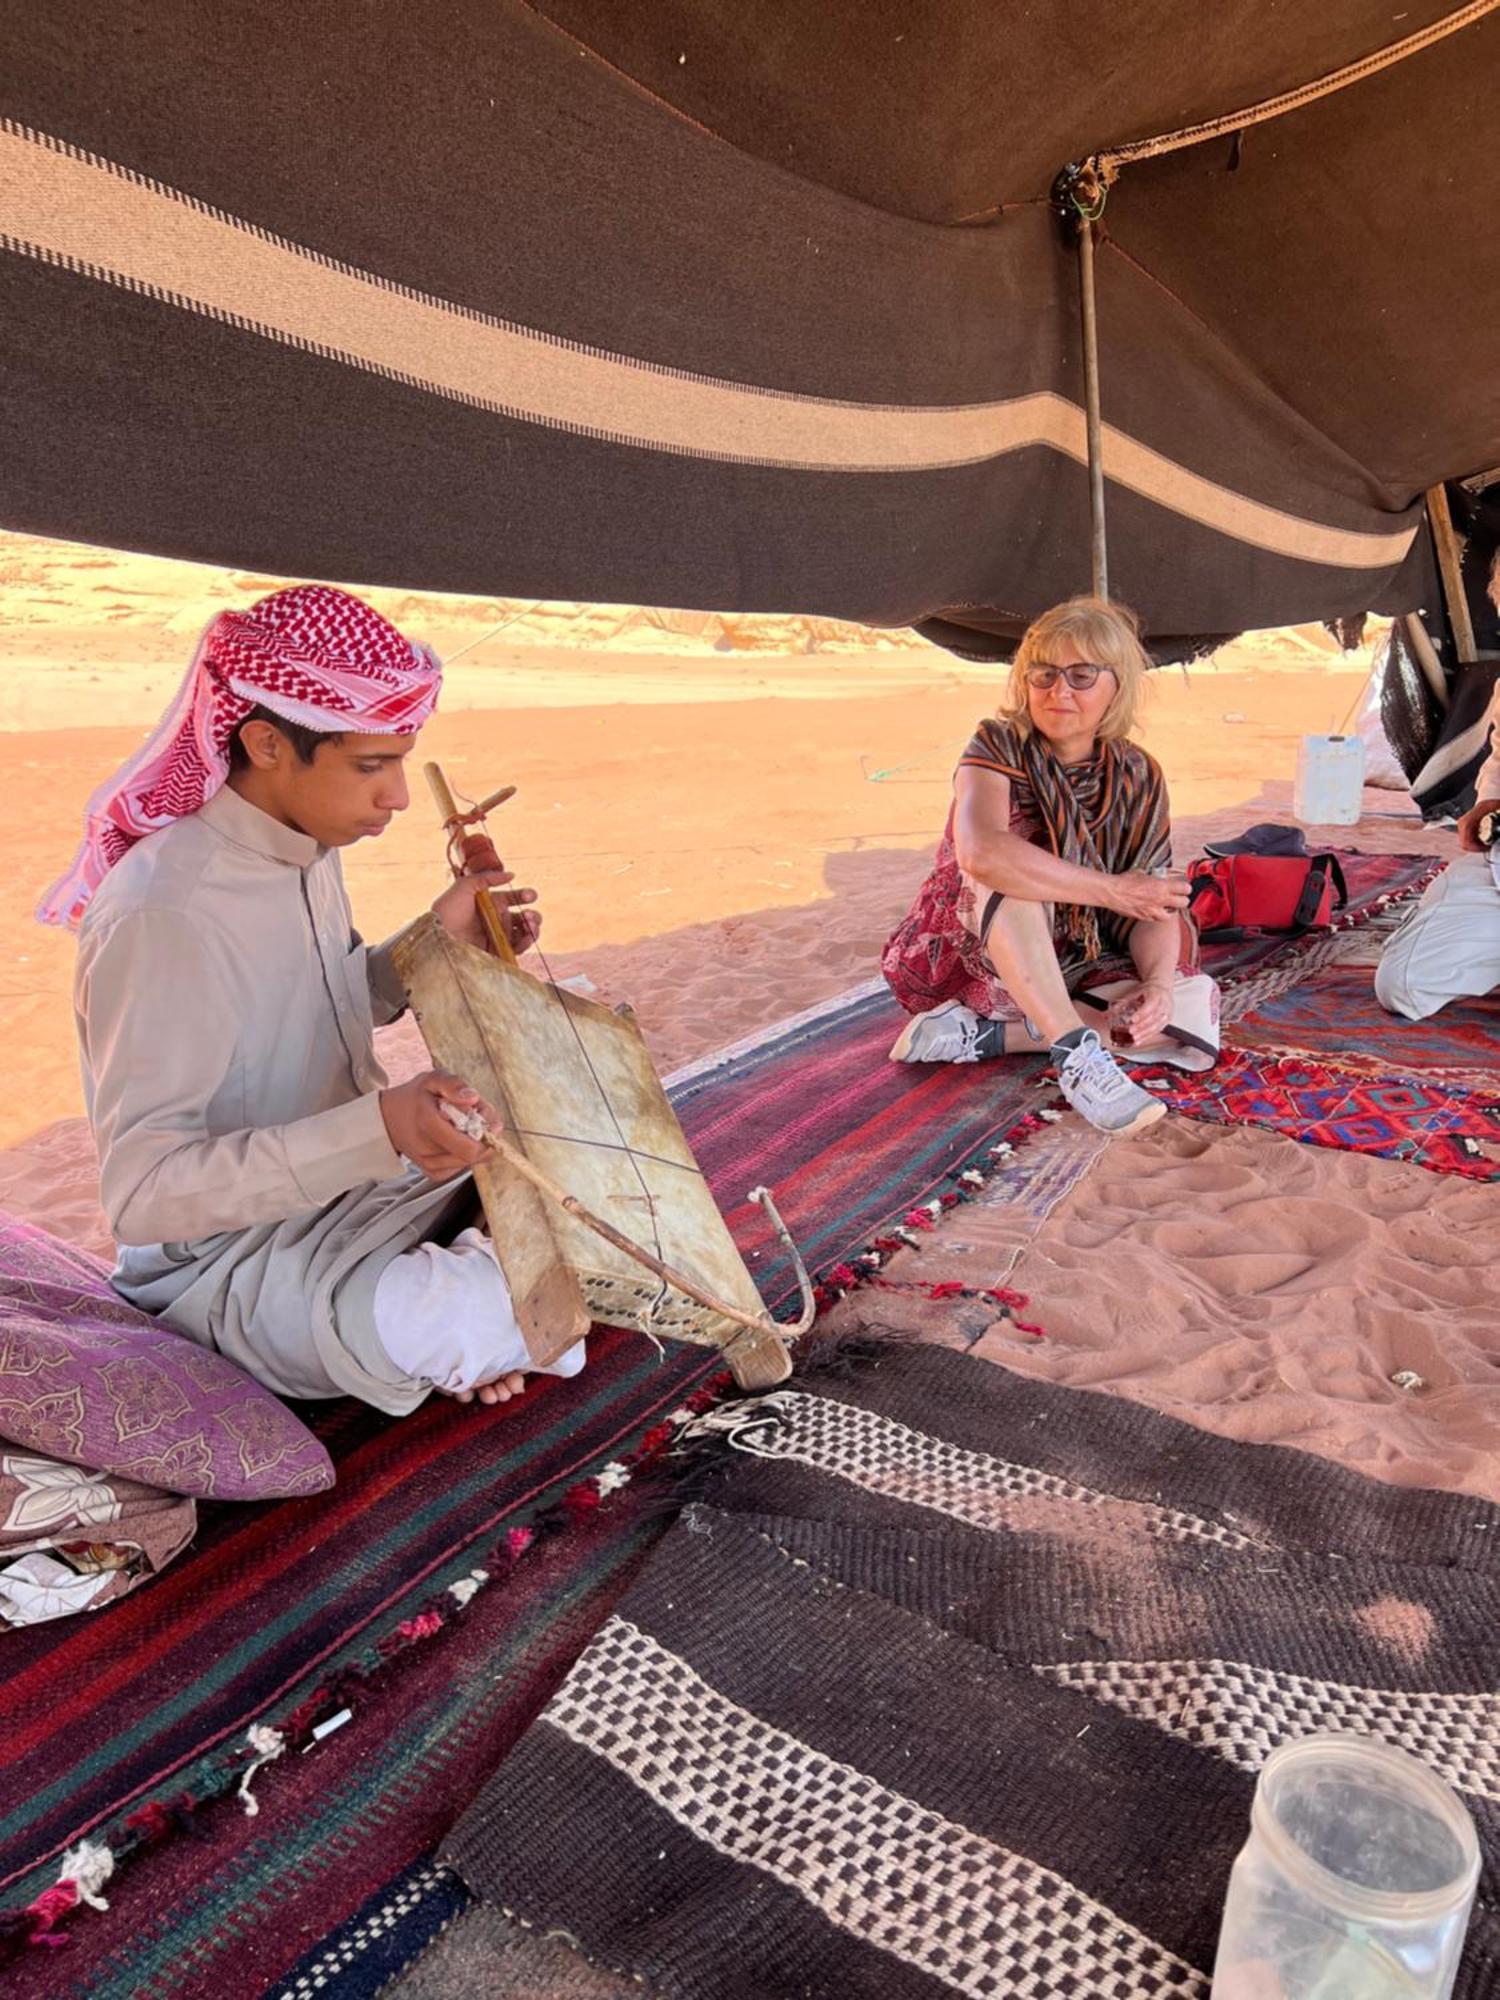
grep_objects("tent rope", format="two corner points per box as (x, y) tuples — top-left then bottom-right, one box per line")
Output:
(1090, 0), (1499, 179)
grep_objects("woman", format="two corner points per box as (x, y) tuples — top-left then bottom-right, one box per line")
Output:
(882, 596), (1209, 1137)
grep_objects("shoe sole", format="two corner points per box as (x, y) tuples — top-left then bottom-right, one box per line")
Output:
(889, 1005), (963, 1062)
(888, 1015), (928, 1061)
(1102, 1096), (1168, 1138)
(1058, 1086), (1169, 1137)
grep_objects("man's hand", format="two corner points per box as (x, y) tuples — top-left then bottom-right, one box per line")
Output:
(431, 869), (542, 953)
(1457, 797), (1500, 854)
(1103, 870), (1192, 923)
(380, 1070), (495, 1180)
(1109, 978), (1174, 1045)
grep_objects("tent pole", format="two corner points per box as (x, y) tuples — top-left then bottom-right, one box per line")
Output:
(1077, 217), (1108, 599)
(1402, 613), (1450, 711)
(1424, 484), (1477, 665)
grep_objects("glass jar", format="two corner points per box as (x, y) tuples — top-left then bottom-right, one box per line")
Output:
(1211, 1733), (1479, 1999)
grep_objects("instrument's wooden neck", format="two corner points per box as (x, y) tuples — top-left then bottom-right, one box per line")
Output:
(425, 759), (519, 965)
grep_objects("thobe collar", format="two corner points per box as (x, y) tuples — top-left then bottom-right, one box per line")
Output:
(198, 783), (326, 869)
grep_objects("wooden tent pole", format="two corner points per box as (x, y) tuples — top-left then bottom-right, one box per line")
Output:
(1402, 613), (1450, 711)
(1078, 217), (1109, 599)
(1425, 485), (1478, 666)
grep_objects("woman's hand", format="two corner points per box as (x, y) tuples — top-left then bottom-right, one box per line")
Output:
(431, 869), (542, 952)
(1110, 979), (1174, 1045)
(1103, 870), (1191, 923)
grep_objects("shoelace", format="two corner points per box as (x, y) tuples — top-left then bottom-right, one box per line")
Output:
(1062, 1039), (1134, 1101)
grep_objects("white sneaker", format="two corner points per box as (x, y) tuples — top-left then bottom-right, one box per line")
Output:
(1055, 1029), (1167, 1136)
(889, 1000), (990, 1064)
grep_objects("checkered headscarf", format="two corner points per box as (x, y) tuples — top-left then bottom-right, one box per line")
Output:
(38, 585), (442, 927)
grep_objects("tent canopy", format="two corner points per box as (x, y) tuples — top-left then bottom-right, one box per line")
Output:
(2, 1), (1498, 655)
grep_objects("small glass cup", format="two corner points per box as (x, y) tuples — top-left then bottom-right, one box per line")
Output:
(1211, 1733), (1479, 1999)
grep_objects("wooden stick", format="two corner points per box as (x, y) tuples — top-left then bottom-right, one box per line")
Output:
(1402, 613), (1450, 712)
(442, 1103), (787, 1343)
(1078, 216), (1109, 600)
(1426, 485), (1478, 666)
(748, 1185), (817, 1335)
(424, 760), (518, 965)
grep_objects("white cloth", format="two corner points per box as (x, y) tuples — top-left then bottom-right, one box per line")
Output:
(1374, 851), (1500, 1021)
(374, 1226), (587, 1394)
(1076, 970), (1221, 1073)
(1477, 683), (1500, 803)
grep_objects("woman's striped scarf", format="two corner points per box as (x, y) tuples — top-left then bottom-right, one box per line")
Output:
(967, 718), (1171, 962)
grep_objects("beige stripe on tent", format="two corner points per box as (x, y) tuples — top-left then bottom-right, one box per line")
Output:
(1, 119), (1414, 570)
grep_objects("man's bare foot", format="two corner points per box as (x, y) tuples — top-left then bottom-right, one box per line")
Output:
(443, 1370), (527, 1406)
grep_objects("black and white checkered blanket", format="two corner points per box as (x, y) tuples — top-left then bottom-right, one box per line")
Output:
(447, 1344), (1500, 1998)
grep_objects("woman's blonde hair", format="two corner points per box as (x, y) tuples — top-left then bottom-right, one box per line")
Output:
(998, 596), (1150, 743)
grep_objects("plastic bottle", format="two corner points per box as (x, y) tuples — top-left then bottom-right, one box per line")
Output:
(1293, 734), (1366, 825)
(1211, 1734), (1479, 1999)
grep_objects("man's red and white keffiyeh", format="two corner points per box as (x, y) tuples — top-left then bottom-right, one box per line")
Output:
(38, 585), (443, 928)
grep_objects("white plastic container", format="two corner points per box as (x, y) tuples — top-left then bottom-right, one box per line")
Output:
(1211, 1734), (1479, 1999)
(1294, 733), (1366, 825)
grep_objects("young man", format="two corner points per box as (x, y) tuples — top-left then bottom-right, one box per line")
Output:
(42, 584), (584, 1414)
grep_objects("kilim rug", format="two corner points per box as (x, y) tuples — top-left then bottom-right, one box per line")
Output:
(1, 1327), (728, 1998)
(1134, 854), (1500, 1179)
(1228, 960), (1500, 1085)
(1147, 1047), (1500, 1182)
(447, 1344), (1500, 1999)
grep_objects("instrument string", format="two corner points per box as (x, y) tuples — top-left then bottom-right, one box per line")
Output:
(532, 932), (671, 1316)
(454, 781), (674, 1320)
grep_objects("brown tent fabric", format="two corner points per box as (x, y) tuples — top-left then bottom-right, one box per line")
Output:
(0, 1), (1497, 655)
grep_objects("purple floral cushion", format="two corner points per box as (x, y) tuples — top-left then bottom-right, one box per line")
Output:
(0, 1212), (333, 1501)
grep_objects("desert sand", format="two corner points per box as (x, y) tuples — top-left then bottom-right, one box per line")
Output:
(3, 528), (1486, 1500)
(821, 1116), (1500, 1502)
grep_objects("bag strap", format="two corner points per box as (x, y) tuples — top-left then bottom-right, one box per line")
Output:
(1321, 853), (1349, 908)
(1289, 853), (1346, 931)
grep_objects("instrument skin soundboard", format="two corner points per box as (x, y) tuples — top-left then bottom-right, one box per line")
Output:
(392, 912), (791, 1389)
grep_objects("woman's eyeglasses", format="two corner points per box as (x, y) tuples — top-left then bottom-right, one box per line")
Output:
(1025, 662), (1116, 692)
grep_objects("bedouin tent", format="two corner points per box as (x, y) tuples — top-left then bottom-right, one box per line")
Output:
(1, 1), (1498, 658)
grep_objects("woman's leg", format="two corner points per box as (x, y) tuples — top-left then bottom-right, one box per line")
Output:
(891, 897), (1165, 1132)
(982, 898), (1090, 1044)
(889, 897), (1110, 1063)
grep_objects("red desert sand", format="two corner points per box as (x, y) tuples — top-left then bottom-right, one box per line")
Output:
(3, 531), (1484, 1498)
